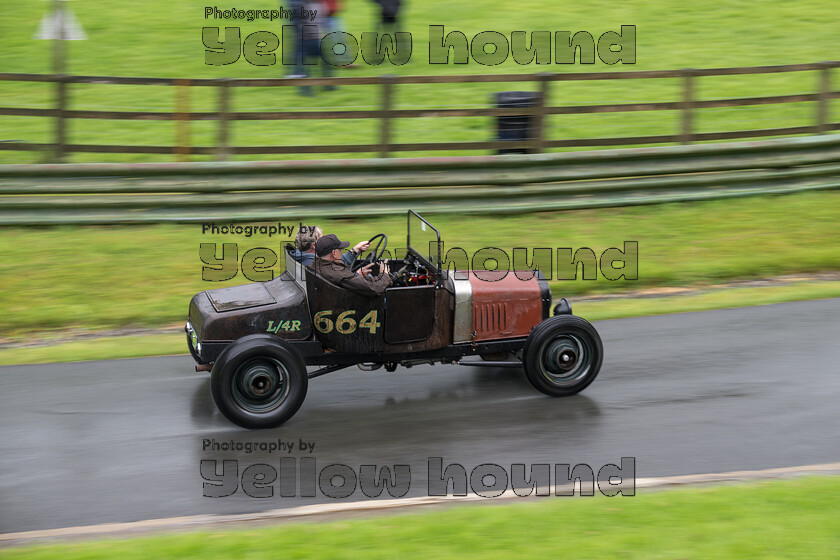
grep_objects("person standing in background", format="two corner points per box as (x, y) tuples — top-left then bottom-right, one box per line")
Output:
(324, 0), (356, 67)
(372, 0), (403, 34)
(285, 0), (306, 79)
(285, 0), (334, 95)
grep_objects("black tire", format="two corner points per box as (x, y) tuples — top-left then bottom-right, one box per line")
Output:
(523, 315), (603, 397)
(210, 334), (308, 429)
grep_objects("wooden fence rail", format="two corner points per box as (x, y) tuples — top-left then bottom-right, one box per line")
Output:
(0, 61), (838, 162)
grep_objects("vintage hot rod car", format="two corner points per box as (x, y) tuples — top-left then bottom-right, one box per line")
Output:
(186, 211), (603, 429)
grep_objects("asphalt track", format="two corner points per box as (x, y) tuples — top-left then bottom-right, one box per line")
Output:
(1, 299), (839, 534)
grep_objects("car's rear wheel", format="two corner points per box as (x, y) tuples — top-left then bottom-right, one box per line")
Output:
(211, 335), (308, 429)
(523, 315), (603, 397)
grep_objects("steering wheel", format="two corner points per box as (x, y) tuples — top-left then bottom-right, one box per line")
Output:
(351, 233), (388, 272)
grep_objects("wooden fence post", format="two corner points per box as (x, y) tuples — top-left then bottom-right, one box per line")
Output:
(816, 64), (831, 134)
(378, 75), (395, 158)
(533, 73), (551, 154)
(174, 78), (192, 162)
(217, 79), (231, 161)
(50, 0), (67, 163)
(680, 70), (695, 144)
(52, 75), (67, 163)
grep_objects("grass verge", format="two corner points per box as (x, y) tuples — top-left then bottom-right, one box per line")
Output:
(1, 191), (839, 337)
(0, 333), (184, 367)
(1, 191), (839, 336)
(2, 279), (839, 366)
(3, 475), (838, 558)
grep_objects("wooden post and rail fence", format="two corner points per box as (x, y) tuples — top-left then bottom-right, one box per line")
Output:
(0, 61), (839, 225)
(0, 61), (838, 163)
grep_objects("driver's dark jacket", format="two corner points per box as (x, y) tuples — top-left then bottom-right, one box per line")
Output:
(311, 257), (392, 297)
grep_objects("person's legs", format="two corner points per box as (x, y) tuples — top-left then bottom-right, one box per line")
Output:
(321, 41), (335, 91)
(299, 38), (321, 96)
(286, 0), (307, 78)
(293, 24), (306, 77)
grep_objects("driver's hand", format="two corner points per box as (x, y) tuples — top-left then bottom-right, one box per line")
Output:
(354, 241), (370, 253)
(357, 263), (374, 276)
(381, 262), (390, 275)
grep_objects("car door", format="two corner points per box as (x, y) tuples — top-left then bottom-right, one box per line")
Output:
(305, 267), (385, 353)
(383, 285), (436, 344)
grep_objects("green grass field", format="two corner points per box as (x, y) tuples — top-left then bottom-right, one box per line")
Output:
(3, 476), (839, 559)
(0, 191), (838, 339)
(1, 1), (838, 360)
(0, 0), (838, 163)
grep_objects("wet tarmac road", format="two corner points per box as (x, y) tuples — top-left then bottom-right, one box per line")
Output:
(1, 299), (839, 534)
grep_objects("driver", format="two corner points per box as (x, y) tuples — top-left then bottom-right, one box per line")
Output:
(312, 234), (392, 297)
(290, 226), (370, 267)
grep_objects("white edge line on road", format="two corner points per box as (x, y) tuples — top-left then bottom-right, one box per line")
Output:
(2, 461), (839, 544)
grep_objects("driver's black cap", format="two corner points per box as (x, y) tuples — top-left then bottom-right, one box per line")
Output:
(315, 233), (350, 257)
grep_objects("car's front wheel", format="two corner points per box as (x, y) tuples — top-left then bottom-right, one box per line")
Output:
(210, 335), (308, 429)
(523, 315), (603, 397)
